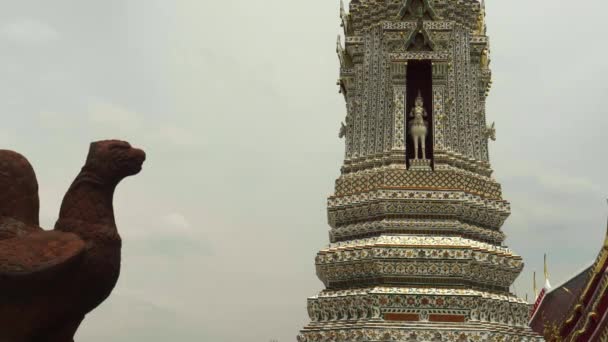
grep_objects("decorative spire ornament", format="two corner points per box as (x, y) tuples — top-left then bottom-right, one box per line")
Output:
(544, 253), (552, 289)
(533, 271), (538, 299)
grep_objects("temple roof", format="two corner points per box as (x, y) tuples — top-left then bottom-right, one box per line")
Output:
(529, 265), (591, 335)
(530, 219), (608, 340)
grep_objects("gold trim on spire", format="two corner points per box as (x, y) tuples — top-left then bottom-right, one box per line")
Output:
(545, 253), (549, 281)
(533, 271), (538, 299)
(544, 254), (551, 288)
(604, 199), (608, 247)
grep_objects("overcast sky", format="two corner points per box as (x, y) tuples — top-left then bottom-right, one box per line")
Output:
(1, 0), (607, 341)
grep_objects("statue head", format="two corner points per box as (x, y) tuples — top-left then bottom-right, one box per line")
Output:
(415, 91), (424, 107)
(82, 140), (146, 185)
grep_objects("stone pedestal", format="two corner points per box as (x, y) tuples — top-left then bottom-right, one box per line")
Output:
(409, 158), (432, 171)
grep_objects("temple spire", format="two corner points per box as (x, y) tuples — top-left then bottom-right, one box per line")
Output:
(299, 0), (541, 339)
(544, 254), (552, 289)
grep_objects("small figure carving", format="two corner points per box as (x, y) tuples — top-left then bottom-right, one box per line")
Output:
(0, 140), (145, 342)
(336, 35), (344, 66)
(476, 11), (485, 35)
(337, 78), (346, 94)
(339, 0), (350, 34)
(409, 91), (429, 160)
(485, 122), (496, 141)
(398, 0), (437, 20)
(405, 19), (434, 52)
(481, 48), (490, 69)
(339, 122), (347, 139)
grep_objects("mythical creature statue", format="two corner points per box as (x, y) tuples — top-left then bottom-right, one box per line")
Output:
(0, 140), (145, 342)
(476, 8), (486, 35)
(338, 122), (347, 139)
(485, 122), (496, 141)
(481, 48), (490, 70)
(409, 91), (429, 160)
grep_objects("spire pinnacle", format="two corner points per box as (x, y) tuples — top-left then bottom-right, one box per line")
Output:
(604, 198), (608, 247)
(339, 0), (350, 35)
(544, 254), (551, 289)
(533, 271), (538, 298)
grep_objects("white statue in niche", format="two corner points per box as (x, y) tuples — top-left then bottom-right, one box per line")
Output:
(409, 91), (428, 160)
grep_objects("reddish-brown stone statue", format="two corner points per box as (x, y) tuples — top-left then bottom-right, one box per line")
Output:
(0, 140), (145, 342)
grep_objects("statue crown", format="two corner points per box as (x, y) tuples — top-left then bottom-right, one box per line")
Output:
(415, 90), (424, 105)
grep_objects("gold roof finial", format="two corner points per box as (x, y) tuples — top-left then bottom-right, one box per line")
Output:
(544, 253), (551, 288)
(533, 271), (538, 299)
(604, 198), (608, 247)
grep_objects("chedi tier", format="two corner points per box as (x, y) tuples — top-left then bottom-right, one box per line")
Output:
(298, 0), (542, 341)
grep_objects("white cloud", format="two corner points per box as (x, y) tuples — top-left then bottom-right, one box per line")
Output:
(76, 292), (210, 341)
(501, 161), (603, 230)
(1, 18), (60, 44)
(87, 101), (201, 147)
(499, 158), (602, 197)
(88, 102), (141, 130)
(37, 184), (65, 227)
(0, 128), (17, 148)
(162, 212), (193, 233)
(158, 124), (200, 147)
(122, 211), (200, 240)
(539, 173), (601, 196)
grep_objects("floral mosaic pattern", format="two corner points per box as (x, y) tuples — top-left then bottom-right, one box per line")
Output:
(334, 169), (502, 200)
(329, 219), (506, 244)
(298, 327), (542, 342)
(306, 287), (531, 325)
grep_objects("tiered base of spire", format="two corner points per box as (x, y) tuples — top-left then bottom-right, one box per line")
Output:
(299, 287), (540, 341)
(298, 321), (542, 342)
(299, 233), (541, 341)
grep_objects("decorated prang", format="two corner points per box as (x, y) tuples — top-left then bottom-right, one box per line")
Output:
(298, 0), (542, 341)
